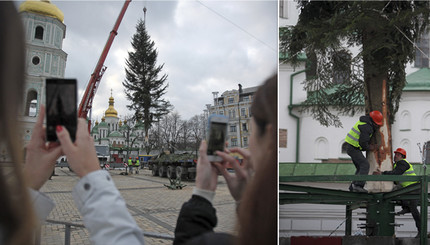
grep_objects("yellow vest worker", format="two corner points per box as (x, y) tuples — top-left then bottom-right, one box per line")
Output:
(382, 148), (421, 236)
(344, 111), (382, 193)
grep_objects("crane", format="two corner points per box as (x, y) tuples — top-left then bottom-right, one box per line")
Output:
(78, 0), (131, 130)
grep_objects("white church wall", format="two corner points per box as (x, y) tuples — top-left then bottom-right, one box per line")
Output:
(391, 92), (430, 163)
(279, 63), (306, 163)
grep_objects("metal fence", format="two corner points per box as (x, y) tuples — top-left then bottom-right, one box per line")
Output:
(36, 219), (174, 245)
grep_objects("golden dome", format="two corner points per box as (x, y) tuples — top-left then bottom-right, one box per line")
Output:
(105, 92), (118, 118)
(19, 0), (64, 23)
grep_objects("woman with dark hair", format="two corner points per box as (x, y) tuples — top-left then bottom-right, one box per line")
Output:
(174, 73), (277, 245)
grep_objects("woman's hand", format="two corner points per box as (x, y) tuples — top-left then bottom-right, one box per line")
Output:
(213, 147), (252, 202)
(195, 141), (219, 192)
(56, 118), (100, 178)
(24, 105), (62, 190)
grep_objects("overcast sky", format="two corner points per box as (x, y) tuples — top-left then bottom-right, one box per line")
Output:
(18, 0), (278, 121)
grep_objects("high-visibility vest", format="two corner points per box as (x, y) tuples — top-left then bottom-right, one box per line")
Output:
(345, 121), (370, 150)
(135, 160), (140, 166)
(128, 159), (132, 166)
(395, 159), (418, 187)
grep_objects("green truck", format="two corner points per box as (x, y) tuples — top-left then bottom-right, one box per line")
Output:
(148, 152), (197, 180)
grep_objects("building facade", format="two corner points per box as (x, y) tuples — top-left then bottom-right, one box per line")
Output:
(207, 85), (258, 149)
(17, 0), (67, 146)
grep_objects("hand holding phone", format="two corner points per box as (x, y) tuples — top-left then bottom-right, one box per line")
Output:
(206, 115), (228, 162)
(45, 78), (77, 142)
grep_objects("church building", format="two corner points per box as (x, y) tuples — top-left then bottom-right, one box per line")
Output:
(90, 93), (146, 163)
(18, 0), (67, 145)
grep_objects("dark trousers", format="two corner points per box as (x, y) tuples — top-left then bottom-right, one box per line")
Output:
(401, 187), (421, 232)
(347, 144), (369, 188)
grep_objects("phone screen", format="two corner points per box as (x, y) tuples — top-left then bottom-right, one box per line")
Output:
(46, 78), (77, 142)
(207, 122), (227, 155)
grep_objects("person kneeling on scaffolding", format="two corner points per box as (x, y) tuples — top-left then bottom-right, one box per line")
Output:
(375, 148), (421, 238)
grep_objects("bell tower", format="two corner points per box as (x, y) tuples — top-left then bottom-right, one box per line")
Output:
(18, 0), (68, 143)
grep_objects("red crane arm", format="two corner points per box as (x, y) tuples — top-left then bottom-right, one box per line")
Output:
(78, 0), (131, 119)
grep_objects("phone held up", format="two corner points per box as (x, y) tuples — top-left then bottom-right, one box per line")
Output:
(206, 114), (228, 162)
(45, 78), (77, 142)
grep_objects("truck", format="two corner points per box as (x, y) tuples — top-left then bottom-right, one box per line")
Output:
(148, 152), (197, 180)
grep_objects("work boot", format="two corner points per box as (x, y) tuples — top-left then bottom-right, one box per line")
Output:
(350, 184), (368, 193)
(396, 208), (410, 215)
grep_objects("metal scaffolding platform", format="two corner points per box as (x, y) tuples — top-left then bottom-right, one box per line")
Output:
(280, 174), (429, 244)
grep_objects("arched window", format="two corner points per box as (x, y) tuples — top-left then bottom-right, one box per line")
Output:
(315, 137), (328, 160)
(25, 90), (38, 117)
(35, 26), (44, 40)
(399, 139), (410, 156)
(399, 110), (411, 131)
(422, 112), (430, 130)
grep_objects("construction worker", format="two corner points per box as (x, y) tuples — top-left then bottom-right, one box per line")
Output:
(375, 148), (421, 237)
(345, 110), (383, 193)
(135, 157), (140, 174)
(128, 157), (133, 175)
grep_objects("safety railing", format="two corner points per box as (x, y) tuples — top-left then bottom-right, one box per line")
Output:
(36, 219), (174, 245)
(279, 174), (429, 245)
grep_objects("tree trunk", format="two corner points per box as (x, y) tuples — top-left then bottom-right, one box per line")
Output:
(362, 30), (393, 192)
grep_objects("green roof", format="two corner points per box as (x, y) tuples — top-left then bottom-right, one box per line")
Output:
(98, 121), (108, 128)
(108, 131), (123, 137)
(119, 124), (129, 131)
(405, 68), (430, 91)
(279, 51), (307, 61)
(91, 125), (99, 134)
(135, 121), (145, 130)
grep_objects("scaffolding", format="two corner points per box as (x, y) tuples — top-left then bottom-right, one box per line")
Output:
(280, 174), (429, 244)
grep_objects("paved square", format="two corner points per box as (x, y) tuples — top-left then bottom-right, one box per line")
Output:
(38, 167), (237, 245)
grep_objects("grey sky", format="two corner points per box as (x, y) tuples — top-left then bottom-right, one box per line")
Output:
(19, 0), (278, 121)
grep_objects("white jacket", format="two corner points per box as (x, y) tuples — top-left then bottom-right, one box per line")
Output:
(32, 170), (145, 245)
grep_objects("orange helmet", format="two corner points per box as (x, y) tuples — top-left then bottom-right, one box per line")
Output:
(136, 157), (138, 159)
(129, 157), (131, 159)
(369, 111), (383, 126)
(394, 148), (406, 158)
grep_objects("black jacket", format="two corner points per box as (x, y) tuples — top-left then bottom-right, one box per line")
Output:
(174, 195), (233, 245)
(357, 115), (376, 151)
(383, 159), (410, 175)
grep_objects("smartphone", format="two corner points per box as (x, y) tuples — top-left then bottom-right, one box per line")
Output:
(45, 78), (77, 142)
(206, 114), (228, 162)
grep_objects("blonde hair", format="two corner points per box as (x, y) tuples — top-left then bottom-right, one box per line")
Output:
(0, 2), (36, 244)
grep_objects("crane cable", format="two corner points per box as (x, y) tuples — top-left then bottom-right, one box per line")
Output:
(196, 0), (276, 53)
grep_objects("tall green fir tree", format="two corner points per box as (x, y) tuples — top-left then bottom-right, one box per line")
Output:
(281, 1), (429, 127)
(123, 19), (172, 140)
(281, 1), (429, 192)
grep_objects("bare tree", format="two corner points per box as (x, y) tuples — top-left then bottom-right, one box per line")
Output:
(158, 112), (185, 153)
(187, 113), (205, 156)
